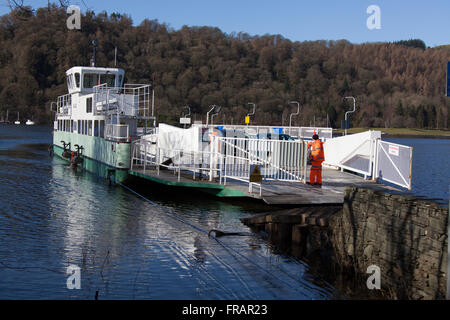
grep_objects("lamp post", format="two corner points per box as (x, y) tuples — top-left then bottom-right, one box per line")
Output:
(206, 105), (217, 126)
(183, 106), (191, 118)
(208, 105), (221, 126)
(289, 101), (300, 128)
(246, 102), (256, 126)
(182, 106), (191, 128)
(343, 96), (356, 136)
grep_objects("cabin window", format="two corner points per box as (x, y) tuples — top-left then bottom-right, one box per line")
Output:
(100, 120), (105, 138)
(70, 120), (73, 133)
(74, 120), (77, 133)
(100, 74), (116, 87)
(66, 75), (72, 89)
(88, 120), (92, 136)
(86, 97), (93, 113)
(74, 73), (80, 88)
(118, 75), (123, 87)
(83, 73), (98, 88)
(84, 120), (87, 135)
(77, 120), (81, 134)
(94, 120), (99, 136)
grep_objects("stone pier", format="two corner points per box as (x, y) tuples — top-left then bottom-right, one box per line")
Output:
(241, 187), (449, 299)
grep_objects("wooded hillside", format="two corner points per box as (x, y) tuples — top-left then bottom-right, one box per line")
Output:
(1, 6), (449, 128)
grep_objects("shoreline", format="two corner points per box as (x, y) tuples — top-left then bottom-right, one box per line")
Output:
(382, 133), (450, 139)
(335, 128), (450, 140)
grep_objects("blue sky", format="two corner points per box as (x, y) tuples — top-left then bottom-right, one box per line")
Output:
(1, 0), (449, 47)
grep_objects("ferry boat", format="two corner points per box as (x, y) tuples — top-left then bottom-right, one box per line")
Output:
(52, 48), (154, 183)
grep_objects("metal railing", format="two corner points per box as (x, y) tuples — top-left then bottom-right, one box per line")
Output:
(130, 134), (308, 195)
(130, 138), (223, 184)
(216, 136), (308, 183)
(105, 124), (129, 142)
(193, 124), (333, 140)
(93, 84), (151, 118)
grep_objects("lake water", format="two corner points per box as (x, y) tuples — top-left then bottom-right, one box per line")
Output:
(384, 137), (450, 203)
(0, 125), (335, 300)
(0, 125), (448, 300)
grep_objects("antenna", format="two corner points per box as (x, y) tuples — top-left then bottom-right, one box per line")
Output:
(114, 46), (117, 67)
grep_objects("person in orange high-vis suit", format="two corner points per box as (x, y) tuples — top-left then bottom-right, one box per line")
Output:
(307, 133), (325, 186)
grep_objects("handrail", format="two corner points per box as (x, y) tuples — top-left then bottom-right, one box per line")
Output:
(193, 124), (333, 140)
(93, 83), (152, 118)
(130, 133), (308, 193)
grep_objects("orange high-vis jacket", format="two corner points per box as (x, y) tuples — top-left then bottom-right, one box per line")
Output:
(307, 139), (325, 163)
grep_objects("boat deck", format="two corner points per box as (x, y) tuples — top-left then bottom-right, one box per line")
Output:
(128, 166), (401, 206)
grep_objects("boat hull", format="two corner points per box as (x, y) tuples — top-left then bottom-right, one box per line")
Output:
(53, 131), (130, 183)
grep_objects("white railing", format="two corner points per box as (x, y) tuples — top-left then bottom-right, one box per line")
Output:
(105, 124), (129, 142)
(130, 134), (308, 195)
(216, 136), (308, 183)
(130, 139), (224, 184)
(193, 124), (333, 140)
(93, 83), (151, 118)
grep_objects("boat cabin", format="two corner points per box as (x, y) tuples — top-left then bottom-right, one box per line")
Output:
(54, 66), (152, 142)
(66, 66), (125, 94)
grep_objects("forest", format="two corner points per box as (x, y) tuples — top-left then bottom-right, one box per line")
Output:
(0, 5), (449, 129)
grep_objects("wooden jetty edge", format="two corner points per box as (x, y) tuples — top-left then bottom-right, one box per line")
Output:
(241, 187), (449, 300)
(128, 166), (400, 205)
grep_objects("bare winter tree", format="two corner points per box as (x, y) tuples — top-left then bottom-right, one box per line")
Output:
(6, 0), (71, 11)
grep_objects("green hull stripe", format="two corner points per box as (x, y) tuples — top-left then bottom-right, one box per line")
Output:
(128, 170), (246, 197)
(53, 144), (128, 183)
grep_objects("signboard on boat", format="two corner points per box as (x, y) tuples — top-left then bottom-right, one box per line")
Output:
(388, 144), (399, 156)
(180, 117), (191, 125)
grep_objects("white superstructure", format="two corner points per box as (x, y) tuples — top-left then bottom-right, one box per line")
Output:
(54, 66), (153, 142)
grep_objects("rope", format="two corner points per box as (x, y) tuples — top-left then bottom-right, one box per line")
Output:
(117, 182), (302, 293)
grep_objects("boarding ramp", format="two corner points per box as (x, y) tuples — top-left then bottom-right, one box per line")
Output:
(374, 141), (412, 190)
(324, 131), (412, 190)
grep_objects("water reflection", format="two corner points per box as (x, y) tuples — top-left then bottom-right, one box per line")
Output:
(0, 125), (338, 299)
